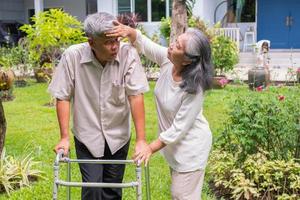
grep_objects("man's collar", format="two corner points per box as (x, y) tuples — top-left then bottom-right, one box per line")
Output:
(80, 43), (93, 64)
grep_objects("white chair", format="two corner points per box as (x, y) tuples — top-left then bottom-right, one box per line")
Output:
(243, 31), (255, 52)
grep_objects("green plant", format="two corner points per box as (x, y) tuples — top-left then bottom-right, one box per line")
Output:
(217, 87), (300, 161)
(188, 17), (214, 41)
(211, 35), (239, 76)
(160, 17), (172, 44)
(0, 149), (43, 195)
(185, 0), (196, 17)
(0, 149), (17, 195)
(0, 45), (30, 77)
(160, 16), (214, 44)
(208, 150), (300, 199)
(20, 9), (87, 68)
(0, 47), (13, 70)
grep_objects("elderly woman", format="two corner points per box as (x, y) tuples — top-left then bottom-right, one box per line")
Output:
(107, 22), (213, 200)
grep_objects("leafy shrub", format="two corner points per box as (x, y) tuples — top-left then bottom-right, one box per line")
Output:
(160, 17), (171, 44)
(0, 149), (44, 195)
(211, 35), (239, 76)
(20, 9), (87, 68)
(160, 16), (214, 45)
(208, 150), (300, 200)
(217, 87), (300, 161)
(0, 48), (11, 70)
(0, 45), (30, 72)
(188, 17), (215, 41)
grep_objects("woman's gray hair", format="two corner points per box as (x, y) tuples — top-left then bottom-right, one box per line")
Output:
(180, 28), (213, 94)
(84, 12), (116, 38)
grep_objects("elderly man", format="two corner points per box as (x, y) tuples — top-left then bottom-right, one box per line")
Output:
(48, 12), (149, 200)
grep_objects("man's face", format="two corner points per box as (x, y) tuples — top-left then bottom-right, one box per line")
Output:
(88, 35), (120, 63)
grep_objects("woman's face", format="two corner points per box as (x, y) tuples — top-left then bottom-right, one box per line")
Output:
(167, 33), (190, 66)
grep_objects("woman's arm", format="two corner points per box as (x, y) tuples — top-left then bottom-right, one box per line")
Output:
(106, 21), (169, 67)
(132, 91), (204, 165)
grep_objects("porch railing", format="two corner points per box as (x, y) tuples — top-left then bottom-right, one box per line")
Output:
(213, 28), (240, 51)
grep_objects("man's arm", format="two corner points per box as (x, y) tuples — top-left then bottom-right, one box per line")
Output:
(128, 94), (150, 162)
(54, 99), (71, 156)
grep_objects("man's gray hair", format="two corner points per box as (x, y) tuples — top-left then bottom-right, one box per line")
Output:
(179, 28), (213, 93)
(84, 12), (116, 38)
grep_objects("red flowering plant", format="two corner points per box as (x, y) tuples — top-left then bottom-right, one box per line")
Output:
(217, 87), (300, 162)
(218, 77), (229, 88)
(278, 95), (285, 101)
(256, 85), (263, 92)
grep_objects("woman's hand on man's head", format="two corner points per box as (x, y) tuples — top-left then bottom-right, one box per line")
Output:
(105, 20), (137, 43)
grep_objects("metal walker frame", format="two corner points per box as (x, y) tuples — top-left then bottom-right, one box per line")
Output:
(53, 149), (151, 200)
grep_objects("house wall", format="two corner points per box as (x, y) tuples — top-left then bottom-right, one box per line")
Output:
(23, 0), (86, 23)
(193, 0), (226, 26)
(0, 0), (25, 22)
(97, 0), (117, 16)
(131, 0), (226, 40)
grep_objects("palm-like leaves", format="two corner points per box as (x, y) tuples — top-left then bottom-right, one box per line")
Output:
(185, 0), (196, 17)
(0, 149), (44, 195)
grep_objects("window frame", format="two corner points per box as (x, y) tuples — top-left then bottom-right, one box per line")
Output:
(117, 0), (171, 22)
(227, 0), (256, 23)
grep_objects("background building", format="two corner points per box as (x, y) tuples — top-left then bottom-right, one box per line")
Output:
(0, 0), (299, 50)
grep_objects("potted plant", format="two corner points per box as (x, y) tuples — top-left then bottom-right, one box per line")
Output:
(211, 34), (239, 88)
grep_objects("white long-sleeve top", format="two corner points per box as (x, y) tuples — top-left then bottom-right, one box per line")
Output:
(134, 31), (212, 172)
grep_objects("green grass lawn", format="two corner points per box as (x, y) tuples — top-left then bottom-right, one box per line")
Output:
(0, 80), (247, 200)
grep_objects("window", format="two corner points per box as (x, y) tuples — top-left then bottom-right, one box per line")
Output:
(117, 0), (171, 22)
(152, 0), (166, 21)
(227, 0), (255, 23)
(135, 0), (148, 21)
(118, 0), (131, 14)
(86, 0), (97, 15)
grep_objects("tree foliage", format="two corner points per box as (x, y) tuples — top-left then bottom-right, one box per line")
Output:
(20, 9), (87, 68)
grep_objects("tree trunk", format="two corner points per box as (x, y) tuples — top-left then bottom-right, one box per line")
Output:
(0, 99), (6, 156)
(170, 0), (188, 44)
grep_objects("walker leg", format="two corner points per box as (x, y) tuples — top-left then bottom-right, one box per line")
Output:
(53, 163), (59, 200)
(67, 159), (71, 200)
(136, 165), (142, 200)
(145, 165), (151, 200)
